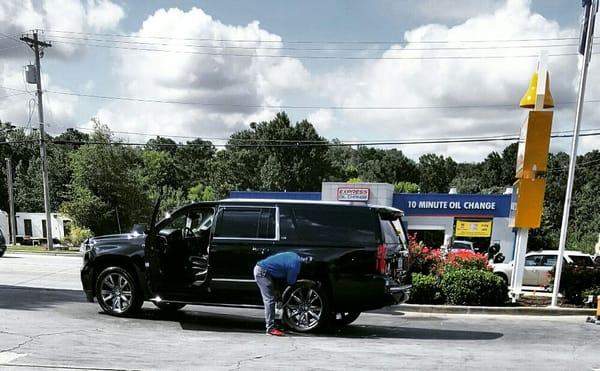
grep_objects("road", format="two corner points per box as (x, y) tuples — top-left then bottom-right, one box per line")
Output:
(0, 253), (599, 371)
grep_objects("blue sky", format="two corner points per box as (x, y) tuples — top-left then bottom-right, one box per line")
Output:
(0, 0), (597, 161)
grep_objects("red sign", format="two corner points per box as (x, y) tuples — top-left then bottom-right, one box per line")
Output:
(337, 188), (369, 202)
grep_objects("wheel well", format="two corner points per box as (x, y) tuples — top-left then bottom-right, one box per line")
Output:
(92, 256), (146, 298)
(494, 272), (509, 283)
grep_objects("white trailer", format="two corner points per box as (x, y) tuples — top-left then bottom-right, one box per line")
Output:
(14, 212), (71, 244)
(0, 210), (8, 241)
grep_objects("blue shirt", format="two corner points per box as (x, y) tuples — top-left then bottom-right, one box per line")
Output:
(257, 252), (302, 285)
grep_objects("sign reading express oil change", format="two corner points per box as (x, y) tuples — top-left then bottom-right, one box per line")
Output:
(455, 219), (493, 237)
(337, 188), (369, 201)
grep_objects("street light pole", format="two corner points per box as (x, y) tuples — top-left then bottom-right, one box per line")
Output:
(550, 0), (598, 307)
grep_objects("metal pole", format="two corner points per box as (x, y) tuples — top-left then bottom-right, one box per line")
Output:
(32, 31), (54, 250)
(551, 0), (597, 307)
(5, 158), (16, 245)
(510, 51), (548, 302)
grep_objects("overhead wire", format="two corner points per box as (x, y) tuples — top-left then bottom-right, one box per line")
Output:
(49, 39), (588, 60)
(44, 34), (583, 52)
(45, 29), (596, 45)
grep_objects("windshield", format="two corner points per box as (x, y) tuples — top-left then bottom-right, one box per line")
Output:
(452, 242), (473, 250)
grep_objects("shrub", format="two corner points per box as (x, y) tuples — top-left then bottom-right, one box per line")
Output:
(438, 251), (491, 275)
(582, 285), (600, 299)
(408, 234), (442, 275)
(409, 273), (443, 304)
(441, 269), (508, 306)
(548, 265), (600, 304)
(64, 225), (94, 247)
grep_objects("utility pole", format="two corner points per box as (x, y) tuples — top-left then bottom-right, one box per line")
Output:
(20, 30), (54, 250)
(5, 158), (16, 245)
(551, 0), (598, 307)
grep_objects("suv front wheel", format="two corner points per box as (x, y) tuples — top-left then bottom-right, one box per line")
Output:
(96, 266), (143, 316)
(282, 281), (330, 333)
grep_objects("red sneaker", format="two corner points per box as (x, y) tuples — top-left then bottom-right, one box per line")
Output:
(267, 328), (285, 336)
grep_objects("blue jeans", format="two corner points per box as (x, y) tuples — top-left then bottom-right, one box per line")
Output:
(254, 265), (275, 332)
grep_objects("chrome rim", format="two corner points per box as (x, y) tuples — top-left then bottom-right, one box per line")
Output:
(100, 273), (133, 313)
(284, 287), (323, 331)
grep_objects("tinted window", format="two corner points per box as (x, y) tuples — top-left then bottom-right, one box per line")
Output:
(214, 207), (275, 239)
(452, 242), (473, 250)
(381, 220), (399, 244)
(280, 205), (376, 245)
(257, 208), (276, 239)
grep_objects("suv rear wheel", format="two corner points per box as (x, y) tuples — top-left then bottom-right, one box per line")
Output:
(282, 281), (330, 333)
(96, 266), (143, 316)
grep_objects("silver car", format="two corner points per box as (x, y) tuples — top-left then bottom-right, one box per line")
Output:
(493, 250), (595, 287)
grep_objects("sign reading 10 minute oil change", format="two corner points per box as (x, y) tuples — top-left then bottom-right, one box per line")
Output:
(406, 200), (497, 211)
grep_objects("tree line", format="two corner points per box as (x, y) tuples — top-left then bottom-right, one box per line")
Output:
(0, 112), (598, 253)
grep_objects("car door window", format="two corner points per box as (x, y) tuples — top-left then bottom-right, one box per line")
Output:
(214, 207), (276, 239)
(525, 255), (541, 266)
(281, 205), (376, 245)
(541, 255), (557, 267)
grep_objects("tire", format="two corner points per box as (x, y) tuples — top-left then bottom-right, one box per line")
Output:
(0, 249), (5, 257)
(95, 266), (143, 317)
(153, 302), (186, 311)
(495, 273), (509, 286)
(282, 281), (331, 333)
(333, 312), (361, 327)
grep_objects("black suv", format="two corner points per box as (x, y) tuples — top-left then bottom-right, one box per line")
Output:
(81, 199), (410, 332)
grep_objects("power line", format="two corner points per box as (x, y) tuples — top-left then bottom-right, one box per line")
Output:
(46, 131), (600, 148)
(0, 92), (30, 99)
(45, 29), (595, 45)
(45, 34), (583, 53)
(49, 39), (588, 60)
(67, 125), (600, 144)
(43, 88), (600, 110)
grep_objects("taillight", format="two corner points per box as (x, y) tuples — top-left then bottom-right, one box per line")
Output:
(376, 244), (387, 274)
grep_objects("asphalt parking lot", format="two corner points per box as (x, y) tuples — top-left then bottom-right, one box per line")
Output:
(1, 253), (599, 371)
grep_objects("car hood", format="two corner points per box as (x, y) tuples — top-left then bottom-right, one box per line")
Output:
(88, 233), (146, 248)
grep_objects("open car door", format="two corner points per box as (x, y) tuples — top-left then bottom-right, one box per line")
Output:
(144, 198), (216, 300)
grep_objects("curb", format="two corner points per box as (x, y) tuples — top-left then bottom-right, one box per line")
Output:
(7, 250), (80, 257)
(392, 303), (595, 316)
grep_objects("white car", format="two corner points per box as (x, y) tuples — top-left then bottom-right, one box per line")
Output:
(493, 250), (595, 287)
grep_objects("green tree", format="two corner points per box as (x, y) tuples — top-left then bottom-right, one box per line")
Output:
(174, 138), (216, 190)
(210, 112), (330, 193)
(61, 124), (150, 234)
(188, 182), (217, 202)
(418, 154), (457, 193)
(394, 181), (419, 193)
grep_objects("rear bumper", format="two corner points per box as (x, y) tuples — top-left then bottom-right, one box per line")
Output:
(387, 283), (411, 304)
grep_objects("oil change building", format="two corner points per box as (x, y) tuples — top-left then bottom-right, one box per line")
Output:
(230, 182), (515, 258)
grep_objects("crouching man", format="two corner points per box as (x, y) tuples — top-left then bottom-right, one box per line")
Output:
(253, 252), (311, 336)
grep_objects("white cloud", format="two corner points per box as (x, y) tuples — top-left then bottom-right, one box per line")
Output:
(0, 0), (124, 127)
(313, 0), (593, 162)
(86, 0), (125, 31)
(97, 7), (310, 141)
(0, 0), (124, 58)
